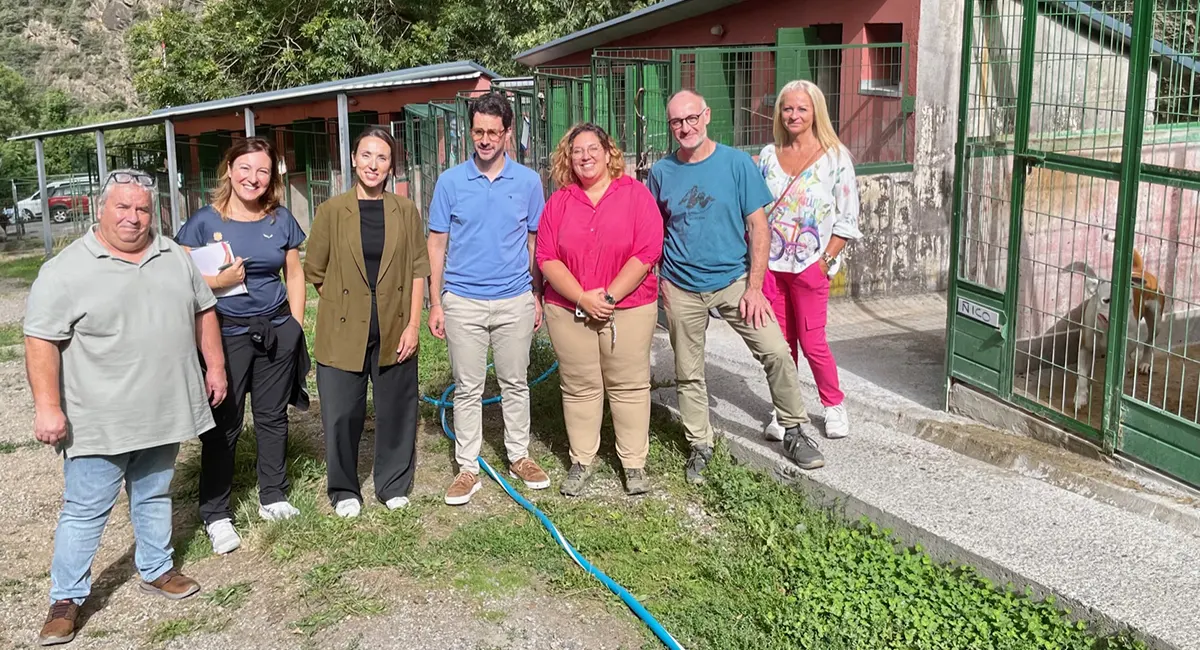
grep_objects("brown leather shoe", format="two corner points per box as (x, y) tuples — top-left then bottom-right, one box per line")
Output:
(444, 471), (482, 506)
(38, 599), (78, 646)
(139, 569), (200, 600)
(509, 457), (550, 490)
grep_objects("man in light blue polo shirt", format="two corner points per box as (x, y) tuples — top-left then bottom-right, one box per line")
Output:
(427, 92), (550, 506)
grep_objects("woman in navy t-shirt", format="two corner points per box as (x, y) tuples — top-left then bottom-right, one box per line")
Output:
(176, 136), (307, 556)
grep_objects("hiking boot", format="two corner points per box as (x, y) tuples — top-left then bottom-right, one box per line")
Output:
(205, 518), (240, 555)
(623, 468), (650, 496)
(782, 424), (825, 470)
(559, 462), (595, 497)
(258, 501), (300, 521)
(444, 472), (482, 506)
(823, 404), (849, 439)
(509, 457), (551, 490)
(685, 444), (713, 484)
(139, 569), (200, 600)
(38, 599), (78, 646)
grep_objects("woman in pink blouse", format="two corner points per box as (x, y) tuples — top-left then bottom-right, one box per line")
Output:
(535, 123), (664, 498)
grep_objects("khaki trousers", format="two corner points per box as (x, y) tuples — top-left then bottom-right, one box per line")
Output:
(442, 290), (536, 474)
(544, 302), (657, 469)
(661, 275), (810, 447)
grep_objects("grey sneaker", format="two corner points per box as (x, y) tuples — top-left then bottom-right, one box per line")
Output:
(623, 468), (650, 495)
(782, 424), (825, 470)
(685, 444), (713, 484)
(560, 463), (595, 497)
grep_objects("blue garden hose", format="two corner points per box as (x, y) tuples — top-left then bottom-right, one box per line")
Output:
(420, 356), (686, 650)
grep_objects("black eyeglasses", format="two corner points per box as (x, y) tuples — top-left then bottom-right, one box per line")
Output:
(667, 110), (707, 130)
(104, 171), (157, 189)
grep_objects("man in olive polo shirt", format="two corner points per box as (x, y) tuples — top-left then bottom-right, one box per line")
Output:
(24, 169), (228, 647)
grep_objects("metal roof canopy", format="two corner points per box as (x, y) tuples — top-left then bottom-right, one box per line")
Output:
(6, 60), (499, 143)
(512, 0), (741, 68)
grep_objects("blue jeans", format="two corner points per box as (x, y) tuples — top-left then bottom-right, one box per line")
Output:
(49, 443), (180, 604)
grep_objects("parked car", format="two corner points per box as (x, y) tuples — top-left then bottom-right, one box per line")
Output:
(17, 176), (95, 223)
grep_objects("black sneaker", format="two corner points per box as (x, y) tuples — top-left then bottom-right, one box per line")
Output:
(560, 462), (594, 497)
(782, 424), (825, 470)
(685, 444), (713, 484)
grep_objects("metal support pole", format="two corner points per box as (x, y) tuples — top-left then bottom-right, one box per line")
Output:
(95, 130), (108, 184)
(165, 119), (181, 235)
(244, 107), (256, 137)
(11, 179), (23, 239)
(337, 93), (352, 192)
(35, 139), (51, 257)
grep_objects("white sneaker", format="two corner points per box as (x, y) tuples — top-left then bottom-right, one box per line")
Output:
(385, 496), (410, 510)
(764, 411), (786, 441)
(258, 501), (300, 521)
(205, 518), (241, 555)
(334, 498), (361, 518)
(824, 404), (849, 439)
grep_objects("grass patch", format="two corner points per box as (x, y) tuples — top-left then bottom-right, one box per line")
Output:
(148, 618), (205, 644)
(0, 254), (44, 284)
(0, 322), (21, 347)
(175, 308), (1149, 650)
(0, 439), (39, 454)
(204, 581), (252, 610)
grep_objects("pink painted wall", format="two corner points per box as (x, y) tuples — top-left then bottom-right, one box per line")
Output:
(538, 0), (918, 165)
(1016, 140), (1200, 341)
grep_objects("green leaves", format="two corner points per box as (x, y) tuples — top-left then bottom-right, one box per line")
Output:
(123, 0), (653, 109)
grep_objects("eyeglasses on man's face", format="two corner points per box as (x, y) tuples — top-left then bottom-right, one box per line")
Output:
(470, 128), (507, 142)
(667, 110), (707, 130)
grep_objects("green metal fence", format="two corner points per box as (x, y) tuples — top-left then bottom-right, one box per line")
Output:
(947, 0), (1200, 487)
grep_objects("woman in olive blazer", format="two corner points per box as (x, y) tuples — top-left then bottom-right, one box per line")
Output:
(304, 126), (430, 518)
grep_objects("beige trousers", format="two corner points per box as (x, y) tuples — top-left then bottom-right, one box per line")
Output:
(442, 290), (536, 474)
(544, 302), (658, 469)
(660, 275), (809, 447)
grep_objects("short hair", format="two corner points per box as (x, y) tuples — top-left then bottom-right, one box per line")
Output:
(550, 123), (625, 189)
(98, 168), (155, 212)
(209, 136), (284, 220)
(468, 92), (514, 130)
(667, 89), (708, 110)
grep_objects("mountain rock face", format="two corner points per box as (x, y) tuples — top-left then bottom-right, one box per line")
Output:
(4, 0), (184, 111)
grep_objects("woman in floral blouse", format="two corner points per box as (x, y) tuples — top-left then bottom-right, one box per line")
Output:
(758, 79), (863, 441)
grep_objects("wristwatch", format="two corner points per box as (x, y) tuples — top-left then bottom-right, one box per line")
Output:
(820, 252), (836, 268)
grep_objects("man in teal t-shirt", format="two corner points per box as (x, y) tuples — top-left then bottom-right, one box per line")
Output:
(647, 89), (825, 479)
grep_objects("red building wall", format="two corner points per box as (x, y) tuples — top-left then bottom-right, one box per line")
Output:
(539, 0), (918, 165)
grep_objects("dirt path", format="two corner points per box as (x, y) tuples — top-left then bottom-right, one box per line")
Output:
(0, 279), (650, 650)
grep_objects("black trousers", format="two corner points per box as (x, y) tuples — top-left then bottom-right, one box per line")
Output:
(316, 337), (419, 506)
(199, 317), (303, 525)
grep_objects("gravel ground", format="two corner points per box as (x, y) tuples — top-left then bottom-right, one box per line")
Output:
(0, 279), (28, 326)
(0, 279), (648, 650)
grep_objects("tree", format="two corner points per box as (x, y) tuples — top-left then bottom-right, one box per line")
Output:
(125, 0), (649, 109)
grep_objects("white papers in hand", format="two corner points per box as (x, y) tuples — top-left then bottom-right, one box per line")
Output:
(188, 242), (247, 297)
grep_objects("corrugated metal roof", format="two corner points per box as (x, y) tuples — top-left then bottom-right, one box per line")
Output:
(512, 0), (741, 67)
(7, 60), (499, 142)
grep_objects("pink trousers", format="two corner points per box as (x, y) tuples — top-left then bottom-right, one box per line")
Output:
(763, 265), (844, 407)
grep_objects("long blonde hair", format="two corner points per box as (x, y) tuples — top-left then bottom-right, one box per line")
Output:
(773, 80), (846, 159)
(209, 136), (285, 220)
(550, 123), (625, 189)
